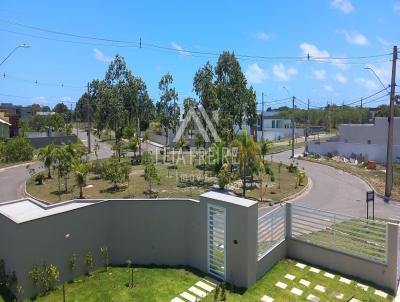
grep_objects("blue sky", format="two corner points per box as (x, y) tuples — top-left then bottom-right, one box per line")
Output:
(0, 0), (399, 110)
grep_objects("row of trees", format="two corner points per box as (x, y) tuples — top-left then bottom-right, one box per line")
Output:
(75, 51), (257, 148)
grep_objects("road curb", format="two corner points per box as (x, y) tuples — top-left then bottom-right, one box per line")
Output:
(299, 158), (400, 203)
(24, 173), (52, 205)
(280, 176), (312, 203)
(0, 161), (37, 173)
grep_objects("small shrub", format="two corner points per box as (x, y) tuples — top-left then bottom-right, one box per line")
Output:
(29, 265), (41, 291)
(3, 137), (34, 163)
(68, 252), (76, 278)
(34, 173), (46, 185)
(100, 246), (109, 271)
(286, 162), (298, 173)
(41, 263), (59, 292)
(84, 252), (94, 275)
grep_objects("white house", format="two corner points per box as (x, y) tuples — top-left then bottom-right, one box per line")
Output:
(307, 117), (400, 163)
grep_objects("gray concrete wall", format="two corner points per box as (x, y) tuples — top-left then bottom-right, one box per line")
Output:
(28, 135), (78, 148)
(256, 240), (287, 280)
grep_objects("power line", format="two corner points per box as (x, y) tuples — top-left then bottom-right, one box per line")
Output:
(343, 87), (389, 106)
(0, 19), (393, 63)
(1, 72), (85, 89)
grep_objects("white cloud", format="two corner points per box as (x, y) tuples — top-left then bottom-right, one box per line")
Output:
(272, 64), (298, 81)
(312, 69), (326, 81)
(334, 72), (348, 84)
(93, 48), (112, 63)
(256, 32), (270, 41)
(330, 0), (354, 13)
(245, 63), (268, 84)
(324, 84), (334, 92)
(300, 43), (329, 59)
(340, 30), (369, 46)
(299, 43), (349, 70)
(394, 2), (400, 12)
(355, 77), (378, 90)
(171, 41), (190, 56)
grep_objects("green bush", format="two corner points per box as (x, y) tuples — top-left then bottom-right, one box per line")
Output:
(34, 173), (46, 185)
(2, 137), (34, 163)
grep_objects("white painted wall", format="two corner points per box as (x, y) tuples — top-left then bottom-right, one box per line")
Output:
(307, 141), (400, 163)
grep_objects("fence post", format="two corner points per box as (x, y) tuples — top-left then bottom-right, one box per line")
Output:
(285, 203), (292, 238)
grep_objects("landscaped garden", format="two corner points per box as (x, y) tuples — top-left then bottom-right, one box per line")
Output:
(1, 259), (392, 302)
(26, 135), (308, 204)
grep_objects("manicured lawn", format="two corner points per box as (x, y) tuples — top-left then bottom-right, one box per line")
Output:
(269, 141), (305, 154)
(6, 259), (392, 302)
(28, 266), (205, 302)
(26, 156), (306, 204)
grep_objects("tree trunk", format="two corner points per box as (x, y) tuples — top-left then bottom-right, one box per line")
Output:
(242, 177), (246, 197)
(48, 167), (51, 179)
(79, 186), (83, 199)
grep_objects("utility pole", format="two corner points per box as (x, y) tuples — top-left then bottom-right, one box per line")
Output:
(305, 99), (310, 154)
(384, 45), (398, 201)
(87, 82), (92, 153)
(261, 92), (264, 141)
(360, 97), (363, 124)
(291, 96), (295, 158)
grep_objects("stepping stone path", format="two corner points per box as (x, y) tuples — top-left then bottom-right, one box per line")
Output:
(309, 267), (320, 273)
(275, 281), (287, 289)
(180, 292), (197, 302)
(290, 287), (303, 296)
(299, 279), (311, 287)
(171, 277), (217, 302)
(356, 283), (368, 291)
(324, 272), (335, 279)
(339, 277), (351, 284)
(188, 286), (206, 298)
(332, 291), (344, 300)
(307, 294), (320, 302)
(349, 299), (361, 302)
(284, 273), (295, 281)
(295, 262), (306, 269)
(314, 285), (326, 293)
(260, 295), (274, 302)
(374, 289), (388, 298)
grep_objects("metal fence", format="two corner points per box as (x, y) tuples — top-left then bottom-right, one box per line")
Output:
(291, 205), (387, 263)
(257, 205), (286, 260)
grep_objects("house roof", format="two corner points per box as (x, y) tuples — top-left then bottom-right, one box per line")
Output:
(0, 118), (11, 126)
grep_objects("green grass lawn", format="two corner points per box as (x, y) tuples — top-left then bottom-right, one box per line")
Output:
(26, 155), (305, 204)
(5, 259), (392, 302)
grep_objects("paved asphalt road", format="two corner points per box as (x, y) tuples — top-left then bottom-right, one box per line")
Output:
(0, 130), (112, 203)
(259, 148), (400, 220)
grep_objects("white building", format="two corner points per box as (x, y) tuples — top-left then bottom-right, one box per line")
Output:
(307, 117), (400, 163)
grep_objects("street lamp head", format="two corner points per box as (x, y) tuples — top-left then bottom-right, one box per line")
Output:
(19, 44), (30, 48)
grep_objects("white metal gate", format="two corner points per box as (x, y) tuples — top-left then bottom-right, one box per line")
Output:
(207, 204), (226, 280)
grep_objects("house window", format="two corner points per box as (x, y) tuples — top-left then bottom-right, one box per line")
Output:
(367, 140), (371, 144)
(272, 120), (276, 129)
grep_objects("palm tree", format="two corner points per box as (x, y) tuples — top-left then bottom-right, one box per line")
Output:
(38, 144), (55, 179)
(259, 139), (272, 164)
(237, 129), (260, 197)
(73, 162), (89, 199)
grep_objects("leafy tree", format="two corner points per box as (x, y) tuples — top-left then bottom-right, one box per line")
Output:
(101, 157), (130, 188)
(2, 137), (34, 163)
(52, 146), (75, 194)
(215, 51), (257, 142)
(156, 73), (180, 146)
(53, 102), (70, 122)
(18, 119), (29, 137)
(73, 162), (89, 198)
(142, 151), (160, 193)
(217, 163), (231, 189)
(38, 144), (55, 178)
(112, 140), (125, 162)
(129, 137), (138, 159)
(193, 61), (218, 114)
(183, 97), (197, 138)
(68, 252), (77, 280)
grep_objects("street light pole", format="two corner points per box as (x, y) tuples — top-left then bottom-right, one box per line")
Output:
(364, 66), (389, 92)
(0, 44), (30, 67)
